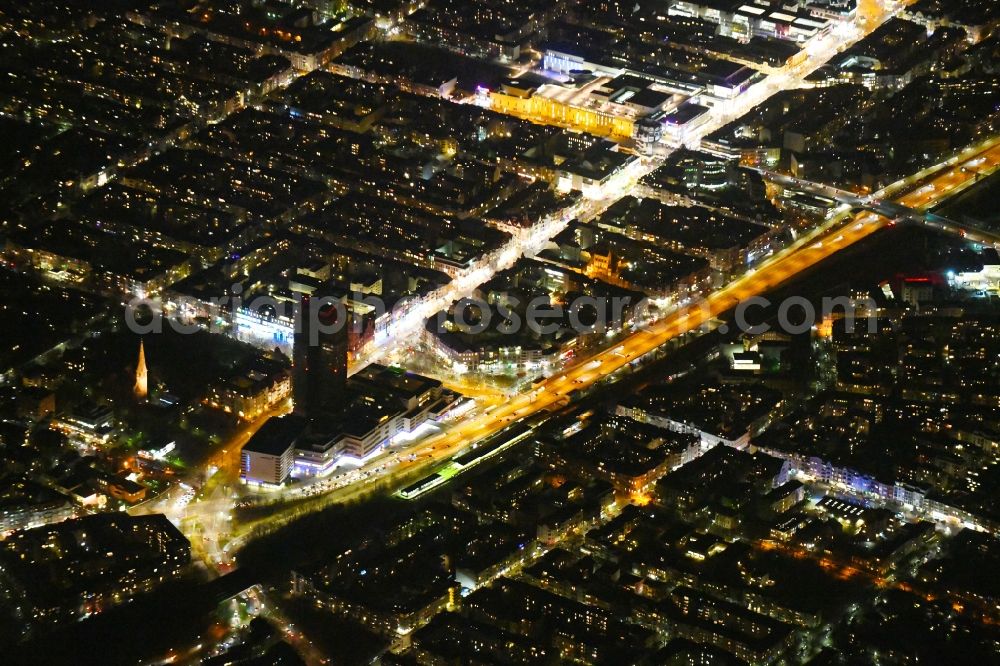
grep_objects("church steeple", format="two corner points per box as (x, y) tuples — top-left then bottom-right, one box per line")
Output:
(134, 340), (148, 400)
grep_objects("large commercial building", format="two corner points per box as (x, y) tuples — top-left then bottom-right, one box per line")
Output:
(667, 0), (838, 43)
(240, 414), (306, 486)
(295, 366), (454, 474)
(242, 366), (457, 482)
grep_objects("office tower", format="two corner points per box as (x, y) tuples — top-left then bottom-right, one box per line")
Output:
(292, 297), (348, 418)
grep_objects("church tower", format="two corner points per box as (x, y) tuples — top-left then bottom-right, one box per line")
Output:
(134, 340), (148, 400)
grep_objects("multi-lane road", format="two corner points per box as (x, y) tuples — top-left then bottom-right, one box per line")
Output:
(345, 0), (913, 369)
(374, 135), (1000, 476)
(760, 135), (1000, 248)
(193, 131), (1000, 565)
(162, 0), (1000, 567)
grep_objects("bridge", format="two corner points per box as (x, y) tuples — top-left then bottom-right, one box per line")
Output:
(755, 156), (1000, 249)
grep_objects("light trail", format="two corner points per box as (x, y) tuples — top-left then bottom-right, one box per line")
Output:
(173, 0), (962, 569)
(225, 134), (1000, 551)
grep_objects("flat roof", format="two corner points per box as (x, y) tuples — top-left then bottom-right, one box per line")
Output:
(664, 102), (711, 125)
(352, 364), (442, 399)
(243, 414), (307, 456)
(629, 88), (672, 109)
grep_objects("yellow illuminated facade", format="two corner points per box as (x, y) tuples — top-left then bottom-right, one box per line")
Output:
(585, 251), (621, 281)
(490, 92), (635, 141)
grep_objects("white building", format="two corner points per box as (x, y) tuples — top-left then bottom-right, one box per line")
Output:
(240, 415), (305, 486)
(668, 0), (835, 43)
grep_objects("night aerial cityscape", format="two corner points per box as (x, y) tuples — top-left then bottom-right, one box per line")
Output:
(1, 0), (1000, 664)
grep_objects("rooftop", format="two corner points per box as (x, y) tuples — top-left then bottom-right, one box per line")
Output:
(243, 414), (308, 456)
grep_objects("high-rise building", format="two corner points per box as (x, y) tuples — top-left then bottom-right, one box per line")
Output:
(293, 297), (348, 419)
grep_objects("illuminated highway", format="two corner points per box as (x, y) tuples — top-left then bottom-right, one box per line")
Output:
(164, 0), (986, 569)
(385, 139), (1000, 468)
(760, 135), (1000, 248)
(186, 133), (1000, 567)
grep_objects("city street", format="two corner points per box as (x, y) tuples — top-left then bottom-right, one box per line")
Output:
(153, 0), (1000, 570)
